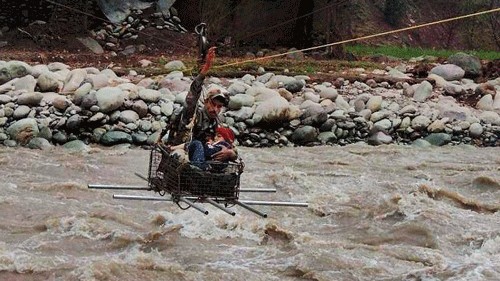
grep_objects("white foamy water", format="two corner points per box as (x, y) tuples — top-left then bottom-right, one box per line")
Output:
(0, 144), (499, 280)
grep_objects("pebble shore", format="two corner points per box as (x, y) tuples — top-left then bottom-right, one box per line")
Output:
(0, 52), (499, 151)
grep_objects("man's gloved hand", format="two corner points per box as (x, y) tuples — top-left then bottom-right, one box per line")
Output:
(212, 146), (237, 162)
(200, 46), (216, 75)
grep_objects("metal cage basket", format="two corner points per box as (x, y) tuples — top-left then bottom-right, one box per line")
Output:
(148, 144), (243, 200)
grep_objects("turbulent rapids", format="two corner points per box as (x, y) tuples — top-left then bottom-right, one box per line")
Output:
(1, 144), (498, 280)
(88, 144), (308, 217)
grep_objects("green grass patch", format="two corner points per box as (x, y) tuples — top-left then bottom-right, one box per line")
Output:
(134, 57), (384, 78)
(209, 58), (381, 76)
(346, 44), (499, 60)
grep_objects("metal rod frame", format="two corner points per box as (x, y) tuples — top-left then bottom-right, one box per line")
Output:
(90, 184), (276, 193)
(98, 178), (308, 217)
(178, 197), (208, 215)
(234, 201), (267, 218)
(89, 184), (150, 191)
(134, 173), (148, 181)
(204, 197), (236, 216)
(112, 194), (308, 207)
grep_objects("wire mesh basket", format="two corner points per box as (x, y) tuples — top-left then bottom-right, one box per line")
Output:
(148, 144), (243, 200)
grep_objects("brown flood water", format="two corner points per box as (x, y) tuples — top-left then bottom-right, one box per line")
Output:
(0, 144), (499, 281)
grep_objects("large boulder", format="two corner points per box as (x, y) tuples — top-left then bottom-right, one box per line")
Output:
(248, 86), (281, 102)
(228, 94), (255, 110)
(7, 118), (39, 143)
(164, 60), (186, 72)
(17, 92), (44, 106)
(226, 106), (255, 122)
(0, 61), (31, 84)
(37, 71), (62, 92)
(430, 64), (465, 81)
(95, 87), (125, 113)
(254, 96), (301, 124)
(447, 52), (482, 78)
(291, 125), (319, 144)
(62, 69), (87, 93)
(100, 131), (133, 145)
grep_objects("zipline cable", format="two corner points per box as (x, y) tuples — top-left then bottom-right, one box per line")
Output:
(44, 0), (346, 53)
(36, 1), (499, 73)
(215, 7), (500, 69)
(234, 0), (349, 44)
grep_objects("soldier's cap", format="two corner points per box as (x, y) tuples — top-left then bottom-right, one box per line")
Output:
(206, 89), (229, 106)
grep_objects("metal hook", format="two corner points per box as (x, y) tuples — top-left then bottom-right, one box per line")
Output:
(195, 23), (209, 64)
(194, 23), (207, 36)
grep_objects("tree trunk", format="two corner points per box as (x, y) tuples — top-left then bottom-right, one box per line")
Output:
(489, 0), (500, 49)
(292, 0), (314, 49)
(326, 5), (332, 55)
(325, 0), (349, 59)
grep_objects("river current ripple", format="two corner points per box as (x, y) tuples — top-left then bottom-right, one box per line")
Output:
(0, 144), (499, 280)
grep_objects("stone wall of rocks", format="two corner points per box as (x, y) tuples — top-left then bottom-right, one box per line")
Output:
(91, 3), (187, 54)
(0, 0), (185, 55)
(0, 53), (499, 150)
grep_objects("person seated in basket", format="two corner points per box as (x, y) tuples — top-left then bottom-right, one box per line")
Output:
(204, 127), (235, 161)
(169, 126), (236, 170)
(161, 46), (237, 163)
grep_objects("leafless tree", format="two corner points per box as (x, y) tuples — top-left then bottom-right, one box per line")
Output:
(325, 0), (353, 59)
(489, 0), (500, 49)
(292, 0), (315, 48)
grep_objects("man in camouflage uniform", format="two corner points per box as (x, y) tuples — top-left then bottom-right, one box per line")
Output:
(165, 47), (237, 162)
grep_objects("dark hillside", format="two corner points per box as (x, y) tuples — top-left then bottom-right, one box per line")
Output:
(176, 0), (499, 52)
(0, 0), (498, 59)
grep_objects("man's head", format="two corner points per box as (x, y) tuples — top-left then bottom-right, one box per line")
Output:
(205, 89), (228, 118)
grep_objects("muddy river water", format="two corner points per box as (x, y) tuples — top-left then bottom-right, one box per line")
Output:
(0, 144), (499, 280)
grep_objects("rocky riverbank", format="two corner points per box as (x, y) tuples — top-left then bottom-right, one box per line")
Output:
(0, 52), (499, 150)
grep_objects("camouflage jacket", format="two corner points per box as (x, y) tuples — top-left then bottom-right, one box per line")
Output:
(166, 73), (219, 145)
